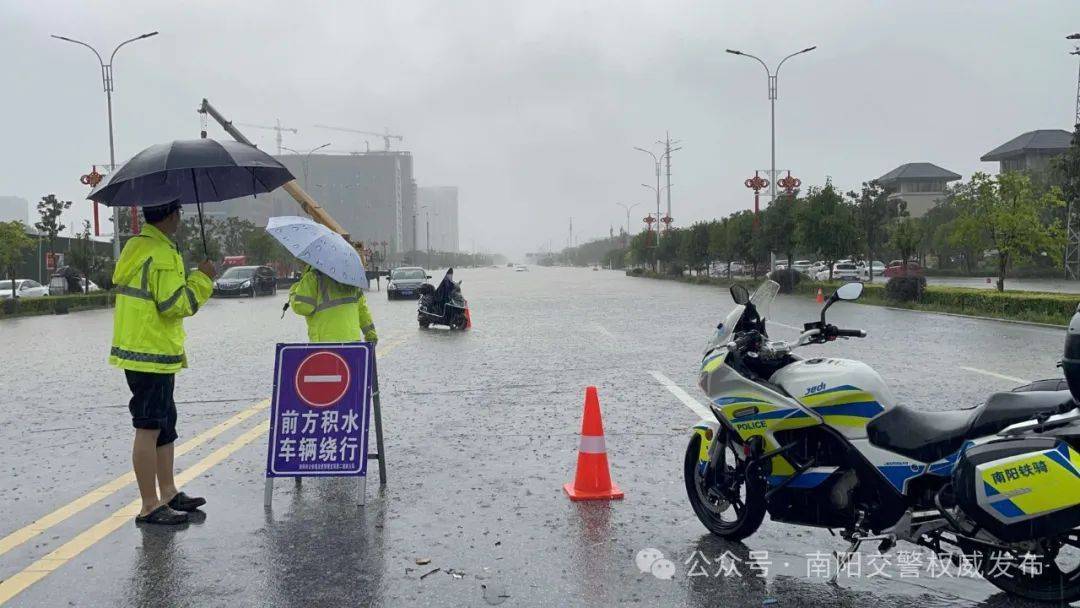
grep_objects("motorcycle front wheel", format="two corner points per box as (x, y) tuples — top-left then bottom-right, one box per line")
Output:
(684, 429), (766, 541)
(958, 533), (1080, 603)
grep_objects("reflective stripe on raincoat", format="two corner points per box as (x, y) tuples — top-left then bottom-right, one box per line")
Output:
(108, 223), (212, 373)
(289, 266), (377, 343)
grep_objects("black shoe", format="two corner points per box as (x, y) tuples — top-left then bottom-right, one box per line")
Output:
(135, 505), (189, 526)
(167, 492), (207, 512)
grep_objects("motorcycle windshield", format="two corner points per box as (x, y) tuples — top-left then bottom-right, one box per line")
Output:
(705, 280), (781, 354)
(750, 280), (780, 322)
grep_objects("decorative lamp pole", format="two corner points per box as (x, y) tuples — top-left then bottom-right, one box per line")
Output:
(80, 166), (104, 236)
(744, 171), (770, 226)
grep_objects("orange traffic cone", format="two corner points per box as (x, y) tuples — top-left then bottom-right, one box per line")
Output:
(564, 387), (624, 501)
(815, 287), (824, 304)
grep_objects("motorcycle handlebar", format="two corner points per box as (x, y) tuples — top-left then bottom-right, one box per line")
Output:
(836, 329), (866, 338)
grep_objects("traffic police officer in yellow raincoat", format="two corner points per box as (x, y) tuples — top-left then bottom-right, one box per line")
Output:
(289, 265), (378, 343)
(109, 201), (215, 526)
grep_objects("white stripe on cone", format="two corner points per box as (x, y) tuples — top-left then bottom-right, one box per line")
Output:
(579, 435), (607, 454)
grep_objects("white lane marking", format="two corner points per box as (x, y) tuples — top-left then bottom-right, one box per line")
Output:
(769, 321), (802, 332)
(651, 371), (712, 420)
(592, 322), (615, 338)
(303, 374), (342, 383)
(959, 366), (1029, 385)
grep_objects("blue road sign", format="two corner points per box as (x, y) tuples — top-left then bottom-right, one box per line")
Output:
(266, 343), (372, 477)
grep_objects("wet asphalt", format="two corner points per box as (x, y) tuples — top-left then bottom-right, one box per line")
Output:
(0, 267), (1075, 607)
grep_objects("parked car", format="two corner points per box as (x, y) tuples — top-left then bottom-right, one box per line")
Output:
(774, 259), (789, 271)
(213, 265), (277, 297)
(387, 266), (430, 300)
(859, 260), (886, 280)
(805, 261), (827, 278)
(789, 260), (812, 275)
(814, 262), (861, 282)
(883, 260), (924, 278)
(0, 279), (49, 300)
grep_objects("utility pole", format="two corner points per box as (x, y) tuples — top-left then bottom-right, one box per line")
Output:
(659, 132), (681, 229)
(1066, 34), (1080, 279)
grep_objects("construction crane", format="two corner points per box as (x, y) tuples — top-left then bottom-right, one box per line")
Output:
(198, 99), (354, 247)
(235, 119), (297, 155)
(313, 124), (403, 151)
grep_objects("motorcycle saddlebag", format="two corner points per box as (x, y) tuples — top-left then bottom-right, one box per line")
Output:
(953, 436), (1080, 542)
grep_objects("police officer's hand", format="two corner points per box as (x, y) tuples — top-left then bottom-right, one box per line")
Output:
(198, 259), (217, 279)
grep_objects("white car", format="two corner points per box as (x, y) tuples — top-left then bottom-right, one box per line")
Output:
(790, 260), (812, 274)
(859, 261), (886, 280)
(0, 279), (49, 299)
(814, 263), (861, 282)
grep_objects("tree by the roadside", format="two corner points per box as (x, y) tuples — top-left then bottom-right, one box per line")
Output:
(176, 216), (221, 266)
(726, 210), (768, 278)
(680, 222), (711, 275)
(0, 221), (33, 301)
(796, 183), (858, 280)
(34, 194), (73, 259)
(708, 218), (735, 277)
(628, 230), (656, 270)
(67, 220), (107, 292)
(848, 181), (901, 281)
(763, 193), (798, 270)
(657, 227), (684, 274)
(954, 172), (1065, 291)
(889, 218), (921, 272)
(215, 217), (257, 256)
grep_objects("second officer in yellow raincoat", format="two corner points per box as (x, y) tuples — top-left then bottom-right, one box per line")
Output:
(289, 265), (377, 343)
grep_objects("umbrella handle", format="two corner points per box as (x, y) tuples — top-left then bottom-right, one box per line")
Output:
(197, 200), (209, 257)
(192, 168), (209, 257)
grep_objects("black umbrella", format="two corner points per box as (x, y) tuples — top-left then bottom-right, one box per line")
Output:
(87, 138), (295, 254)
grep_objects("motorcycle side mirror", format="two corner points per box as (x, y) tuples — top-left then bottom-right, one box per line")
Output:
(835, 282), (864, 301)
(730, 284), (750, 305)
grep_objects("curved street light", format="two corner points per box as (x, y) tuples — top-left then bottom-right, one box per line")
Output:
(52, 31), (159, 258)
(726, 46), (816, 203)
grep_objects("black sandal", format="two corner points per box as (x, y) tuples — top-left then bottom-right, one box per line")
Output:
(135, 505), (189, 526)
(168, 492), (206, 512)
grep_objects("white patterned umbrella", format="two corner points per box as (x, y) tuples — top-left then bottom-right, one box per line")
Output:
(266, 216), (368, 288)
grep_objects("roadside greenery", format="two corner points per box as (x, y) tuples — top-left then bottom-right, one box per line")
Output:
(0, 220), (33, 303)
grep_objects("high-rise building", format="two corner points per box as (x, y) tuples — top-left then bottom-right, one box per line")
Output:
(224, 151), (417, 253)
(0, 196), (30, 227)
(417, 186), (459, 252)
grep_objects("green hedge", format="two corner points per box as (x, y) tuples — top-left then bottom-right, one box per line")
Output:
(798, 280), (1076, 325)
(631, 272), (1078, 326)
(0, 292), (116, 318)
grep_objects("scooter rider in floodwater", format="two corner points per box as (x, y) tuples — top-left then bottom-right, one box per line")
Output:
(433, 267), (454, 314)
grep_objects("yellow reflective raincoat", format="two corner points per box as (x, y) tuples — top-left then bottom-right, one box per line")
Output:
(108, 224), (213, 373)
(289, 266), (377, 343)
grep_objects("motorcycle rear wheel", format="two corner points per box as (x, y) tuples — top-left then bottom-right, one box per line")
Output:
(958, 533), (1080, 603)
(684, 430), (766, 541)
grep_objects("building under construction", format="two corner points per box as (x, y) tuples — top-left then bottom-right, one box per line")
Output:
(223, 150), (418, 255)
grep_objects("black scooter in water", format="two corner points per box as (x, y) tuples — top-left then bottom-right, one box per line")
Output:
(418, 271), (470, 330)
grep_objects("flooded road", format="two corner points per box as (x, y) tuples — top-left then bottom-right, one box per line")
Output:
(0, 267), (1071, 607)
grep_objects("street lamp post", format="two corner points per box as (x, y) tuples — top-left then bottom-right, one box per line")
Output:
(282, 143), (331, 191)
(52, 31), (159, 259)
(726, 46), (816, 204)
(615, 202), (640, 245)
(633, 147), (663, 246)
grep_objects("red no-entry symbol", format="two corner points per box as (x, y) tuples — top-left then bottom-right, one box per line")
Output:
(294, 351), (351, 408)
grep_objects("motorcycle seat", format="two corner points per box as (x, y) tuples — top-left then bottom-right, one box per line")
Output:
(866, 390), (1071, 464)
(866, 406), (977, 463)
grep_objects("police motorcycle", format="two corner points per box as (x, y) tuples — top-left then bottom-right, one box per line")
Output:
(417, 276), (470, 330)
(686, 280), (1080, 602)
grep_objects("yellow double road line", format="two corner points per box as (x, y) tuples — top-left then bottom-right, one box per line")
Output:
(0, 337), (404, 605)
(0, 421), (271, 605)
(0, 398), (270, 559)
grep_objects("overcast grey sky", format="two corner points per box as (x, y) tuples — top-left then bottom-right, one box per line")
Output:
(2, 1), (1079, 257)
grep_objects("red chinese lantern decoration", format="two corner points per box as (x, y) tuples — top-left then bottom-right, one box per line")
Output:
(81, 166), (105, 236)
(744, 171), (769, 227)
(778, 171), (801, 195)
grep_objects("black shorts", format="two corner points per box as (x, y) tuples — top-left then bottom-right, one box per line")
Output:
(125, 370), (178, 446)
